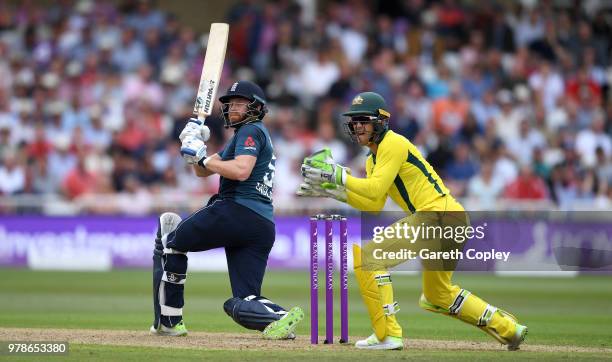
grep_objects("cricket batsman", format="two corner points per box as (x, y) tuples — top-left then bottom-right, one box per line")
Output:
(298, 92), (528, 350)
(151, 80), (303, 339)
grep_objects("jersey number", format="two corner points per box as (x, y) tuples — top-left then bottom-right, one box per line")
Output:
(263, 154), (276, 188)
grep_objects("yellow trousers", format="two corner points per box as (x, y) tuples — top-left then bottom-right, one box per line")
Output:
(357, 196), (517, 341)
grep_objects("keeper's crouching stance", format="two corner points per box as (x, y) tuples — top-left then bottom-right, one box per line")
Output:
(298, 92), (527, 350)
(151, 81), (303, 339)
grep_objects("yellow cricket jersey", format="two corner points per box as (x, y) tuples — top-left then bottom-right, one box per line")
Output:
(346, 130), (461, 212)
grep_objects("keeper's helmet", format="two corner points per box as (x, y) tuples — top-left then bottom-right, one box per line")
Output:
(219, 80), (268, 128)
(342, 92), (391, 143)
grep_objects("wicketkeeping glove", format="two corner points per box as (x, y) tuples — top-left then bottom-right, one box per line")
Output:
(301, 148), (350, 186)
(296, 180), (347, 203)
(179, 118), (211, 143)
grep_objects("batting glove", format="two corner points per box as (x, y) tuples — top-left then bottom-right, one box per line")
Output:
(179, 118), (211, 143)
(180, 136), (208, 165)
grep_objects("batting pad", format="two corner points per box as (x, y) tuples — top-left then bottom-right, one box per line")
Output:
(223, 295), (286, 331)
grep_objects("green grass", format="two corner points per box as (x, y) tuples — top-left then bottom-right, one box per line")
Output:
(4, 344), (612, 362)
(0, 269), (611, 360)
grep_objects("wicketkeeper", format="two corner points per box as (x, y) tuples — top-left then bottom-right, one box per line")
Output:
(151, 80), (303, 339)
(298, 92), (528, 350)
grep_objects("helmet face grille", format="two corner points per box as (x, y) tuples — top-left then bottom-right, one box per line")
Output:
(342, 92), (390, 143)
(219, 81), (268, 128)
(342, 117), (389, 144)
(221, 98), (268, 128)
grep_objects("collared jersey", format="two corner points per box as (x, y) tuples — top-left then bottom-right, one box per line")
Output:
(346, 130), (452, 212)
(219, 121), (275, 222)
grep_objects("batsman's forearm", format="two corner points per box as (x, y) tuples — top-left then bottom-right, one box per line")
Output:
(194, 164), (215, 177)
(194, 153), (219, 177)
(203, 158), (252, 181)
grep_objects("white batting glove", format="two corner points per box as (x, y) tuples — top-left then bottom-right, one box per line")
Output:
(180, 136), (207, 165)
(179, 118), (210, 143)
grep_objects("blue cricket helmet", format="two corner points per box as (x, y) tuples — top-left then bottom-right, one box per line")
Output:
(219, 80), (268, 128)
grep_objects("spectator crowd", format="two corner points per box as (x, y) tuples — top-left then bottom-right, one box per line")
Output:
(0, 0), (611, 214)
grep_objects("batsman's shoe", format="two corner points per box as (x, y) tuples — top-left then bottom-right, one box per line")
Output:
(507, 323), (528, 351)
(262, 306), (304, 340)
(150, 321), (188, 337)
(355, 334), (403, 350)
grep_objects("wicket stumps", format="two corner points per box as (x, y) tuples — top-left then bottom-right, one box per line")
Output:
(310, 214), (348, 344)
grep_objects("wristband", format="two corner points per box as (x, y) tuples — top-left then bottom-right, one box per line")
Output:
(337, 166), (347, 185)
(198, 156), (212, 169)
(198, 156), (207, 168)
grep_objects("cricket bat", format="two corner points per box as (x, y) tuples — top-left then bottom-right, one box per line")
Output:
(193, 23), (229, 123)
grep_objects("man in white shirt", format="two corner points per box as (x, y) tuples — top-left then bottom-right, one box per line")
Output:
(575, 115), (611, 167)
(528, 61), (564, 113)
(0, 152), (25, 195)
(507, 120), (547, 165)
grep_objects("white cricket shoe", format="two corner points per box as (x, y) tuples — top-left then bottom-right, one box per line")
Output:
(355, 334), (403, 350)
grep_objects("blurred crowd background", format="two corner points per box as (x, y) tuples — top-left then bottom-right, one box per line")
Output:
(0, 0), (611, 215)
